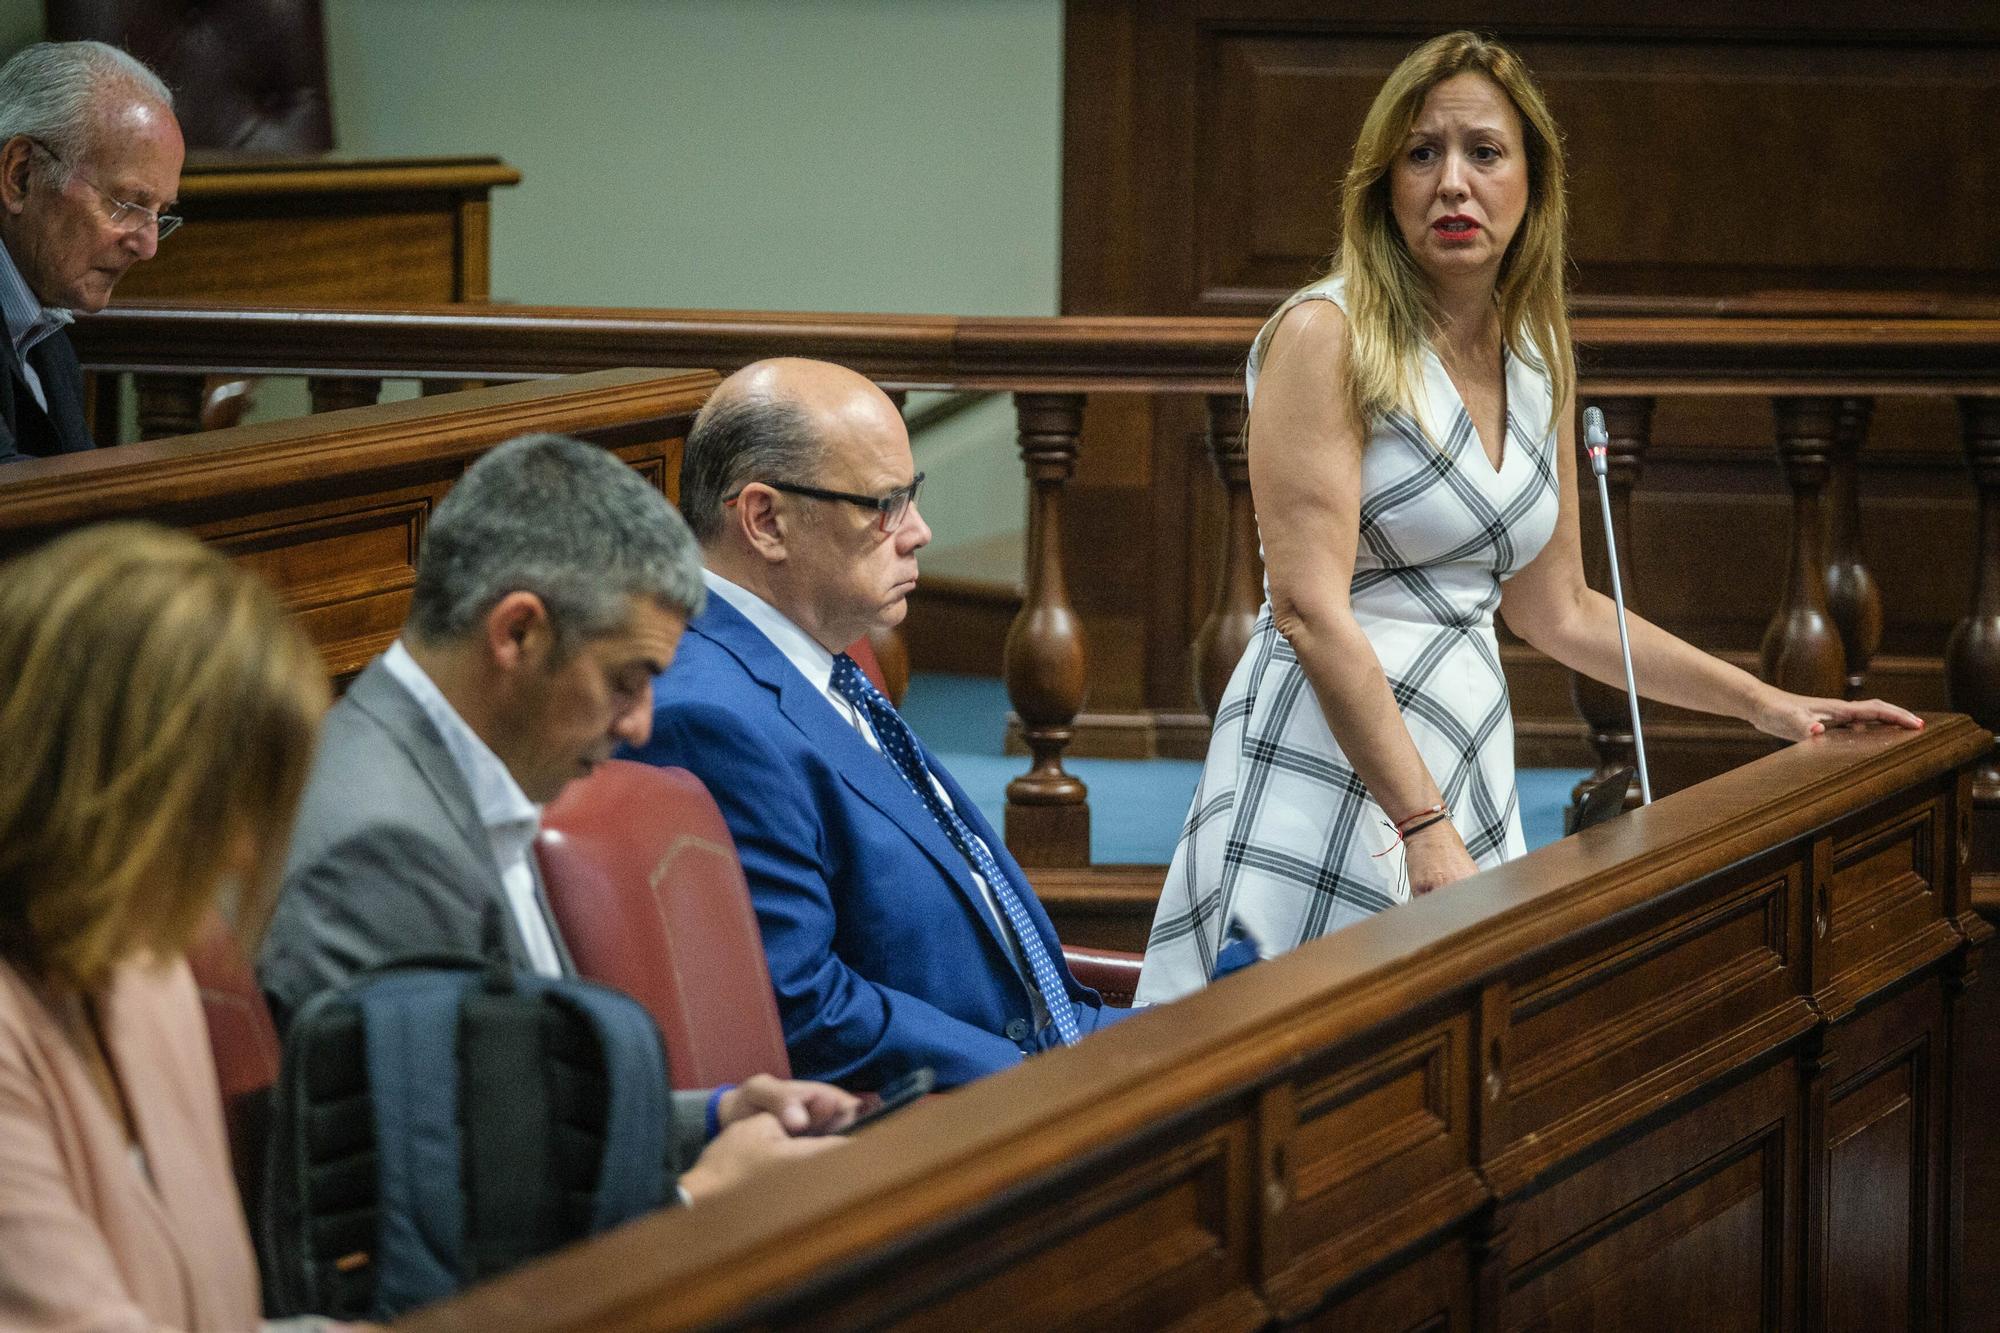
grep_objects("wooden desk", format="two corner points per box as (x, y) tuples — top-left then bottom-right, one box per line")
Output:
(393, 719), (1988, 1330)
(0, 367), (710, 681)
(98, 154), (520, 442)
(117, 154), (520, 304)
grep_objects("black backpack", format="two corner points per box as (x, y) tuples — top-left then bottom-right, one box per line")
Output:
(261, 957), (672, 1321)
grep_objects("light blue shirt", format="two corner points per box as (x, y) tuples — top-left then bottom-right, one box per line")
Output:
(0, 236), (72, 414)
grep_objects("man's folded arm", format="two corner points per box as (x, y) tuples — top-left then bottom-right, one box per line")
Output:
(638, 704), (1026, 1088)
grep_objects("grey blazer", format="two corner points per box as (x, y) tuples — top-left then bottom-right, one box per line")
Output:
(259, 657), (712, 1165)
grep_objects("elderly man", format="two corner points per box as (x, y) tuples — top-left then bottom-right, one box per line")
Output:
(261, 433), (855, 1202)
(0, 42), (183, 462)
(627, 358), (1127, 1091)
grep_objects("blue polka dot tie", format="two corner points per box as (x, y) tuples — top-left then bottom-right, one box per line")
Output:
(830, 653), (1080, 1046)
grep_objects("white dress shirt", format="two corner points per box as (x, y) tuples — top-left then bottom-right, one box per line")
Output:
(381, 640), (564, 977)
(701, 569), (1051, 1027)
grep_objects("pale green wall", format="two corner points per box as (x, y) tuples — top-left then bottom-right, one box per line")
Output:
(323, 0), (1058, 567)
(0, 1), (36, 63)
(327, 0), (1062, 318)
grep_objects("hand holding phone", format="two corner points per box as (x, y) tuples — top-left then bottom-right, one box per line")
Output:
(839, 1067), (936, 1135)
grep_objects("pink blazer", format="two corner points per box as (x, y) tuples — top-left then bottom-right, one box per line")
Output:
(0, 954), (262, 1332)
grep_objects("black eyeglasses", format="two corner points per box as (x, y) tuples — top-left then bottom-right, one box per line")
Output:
(726, 472), (925, 534)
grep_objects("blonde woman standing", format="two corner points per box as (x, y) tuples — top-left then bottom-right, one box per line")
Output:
(1137, 32), (1918, 1003)
(0, 523), (357, 1331)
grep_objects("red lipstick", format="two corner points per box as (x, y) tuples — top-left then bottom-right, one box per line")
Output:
(1433, 215), (1480, 241)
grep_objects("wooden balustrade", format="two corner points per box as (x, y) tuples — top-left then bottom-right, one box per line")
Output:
(1827, 396), (1883, 698)
(391, 719), (1989, 1330)
(1192, 392), (1257, 716)
(1762, 396), (1849, 696)
(1005, 392), (1091, 866)
(61, 300), (2000, 873)
(1949, 395), (2000, 796)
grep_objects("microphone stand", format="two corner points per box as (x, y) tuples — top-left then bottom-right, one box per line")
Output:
(1584, 405), (1653, 806)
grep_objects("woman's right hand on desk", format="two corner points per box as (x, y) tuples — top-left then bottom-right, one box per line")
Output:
(1404, 819), (1480, 896)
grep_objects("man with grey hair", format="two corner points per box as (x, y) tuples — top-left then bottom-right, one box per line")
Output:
(0, 41), (182, 461)
(262, 433), (856, 1202)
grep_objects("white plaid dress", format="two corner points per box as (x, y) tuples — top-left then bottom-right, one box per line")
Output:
(1136, 278), (1562, 1003)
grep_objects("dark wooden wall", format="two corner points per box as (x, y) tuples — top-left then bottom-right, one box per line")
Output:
(1049, 1), (2000, 761)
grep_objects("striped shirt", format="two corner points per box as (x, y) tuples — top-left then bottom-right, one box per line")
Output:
(0, 237), (73, 413)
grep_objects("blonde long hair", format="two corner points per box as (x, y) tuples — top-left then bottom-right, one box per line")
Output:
(0, 523), (328, 990)
(1319, 31), (1573, 435)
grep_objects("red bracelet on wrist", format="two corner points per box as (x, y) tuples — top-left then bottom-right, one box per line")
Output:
(1399, 811), (1452, 840)
(1392, 802), (1447, 835)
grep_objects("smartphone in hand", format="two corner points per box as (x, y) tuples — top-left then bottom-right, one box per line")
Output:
(840, 1067), (936, 1135)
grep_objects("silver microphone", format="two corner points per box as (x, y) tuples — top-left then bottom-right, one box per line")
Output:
(1584, 405), (1653, 805)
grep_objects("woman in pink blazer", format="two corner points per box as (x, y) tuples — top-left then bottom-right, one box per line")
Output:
(0, 523), (338, 1332)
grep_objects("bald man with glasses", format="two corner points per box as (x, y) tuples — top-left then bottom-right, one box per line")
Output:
(628, 358), (1127, 1090)
(0, 42), (183, 463)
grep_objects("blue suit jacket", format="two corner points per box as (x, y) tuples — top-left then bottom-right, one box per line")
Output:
(625, 596), (1123, 1089)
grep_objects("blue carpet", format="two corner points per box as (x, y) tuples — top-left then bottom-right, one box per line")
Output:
(901, 672), (1587, 864)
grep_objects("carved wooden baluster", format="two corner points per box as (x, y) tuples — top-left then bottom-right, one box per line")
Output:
(1760, 397), (1847, 696)
(1824, 396), (1882, 698)
(134, 372), (205, 440)
(1193, 392), (1259, 717)
(1004, 392), (1090, 867)
(1946, 395), (2000, 789)
(308, 376), (383, 415)
(1568, 396), (1652, 815)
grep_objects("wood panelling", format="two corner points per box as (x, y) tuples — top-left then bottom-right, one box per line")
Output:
(815, 1117), (1262, 1331)
(115, 156), (519, 305)
(128, 210), (462, 304)
(1185, 33), (2000, 310)
(1262, 1014), (1481, 1308)
(0, 369), (716, 680)
(391, 718), (1988, 1330)
(1503, 1058), (1794, 1330)
(1066, 3), (2000, 318)
(1493, 861), (1808, 1190)
(1824, 981), (1948, 1328)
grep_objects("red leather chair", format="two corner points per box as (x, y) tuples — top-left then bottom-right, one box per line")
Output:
(844, 634), (893, 701)
(1061, 948), (1143, 1008)
(186, 911), (282, 1223)
(539, 761), (793, 1088)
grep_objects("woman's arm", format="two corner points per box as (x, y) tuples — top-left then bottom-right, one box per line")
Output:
(1250, 301), (1480, 893)
(1499, 386), (1921, 741)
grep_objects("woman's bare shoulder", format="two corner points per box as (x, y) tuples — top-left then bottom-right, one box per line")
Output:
(1265, 295), (1350, 368)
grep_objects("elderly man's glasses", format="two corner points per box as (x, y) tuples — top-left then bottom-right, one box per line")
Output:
(28, 140), (182, 239)
(726, 473), (926, 534)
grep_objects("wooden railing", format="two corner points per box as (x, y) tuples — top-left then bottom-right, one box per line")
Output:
(384, 718), (1988, 1330)
(65, 301), (2000, 875)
